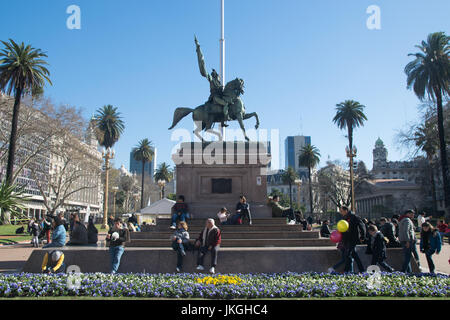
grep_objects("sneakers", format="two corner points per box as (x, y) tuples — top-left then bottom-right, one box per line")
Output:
(176, 267), (181, 272)
(180, 249), (186, 257)
(327, 267), (335, 273)
(196, 265), (205, 271)
(209, 267), (215, 274)
(169, 225), (176, 230)
(288, 220), (296, 225)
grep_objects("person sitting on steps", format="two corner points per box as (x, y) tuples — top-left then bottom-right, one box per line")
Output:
(236, 196), (252, 225)
(267, 195), (295, 223)
(170, 195), (189, 230)
(172, 221), (190, 272)
(195, 219), (221, 274)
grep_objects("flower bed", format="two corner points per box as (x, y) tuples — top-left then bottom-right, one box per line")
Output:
(0, 272), (448, 298)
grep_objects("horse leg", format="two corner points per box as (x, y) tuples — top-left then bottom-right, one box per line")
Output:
(243, 112), (260, 129)
(205, 122), (223, 141)
(237, 114), (249, 141)
(193, 122), (204, 142)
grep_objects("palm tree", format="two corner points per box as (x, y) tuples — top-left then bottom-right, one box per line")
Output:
(0, 39), (51, 186)
(0, 183), (29, 224)
(414, 121), (440, 214)
(154, 162), (173, 199)
(132, 139), (154, 210)
(281, 166), (298, 210)
(405, 32), (450, 217)
(93, 105), (124, 228)
(333, 100), (367, 210)
(298, 145), (321, 216)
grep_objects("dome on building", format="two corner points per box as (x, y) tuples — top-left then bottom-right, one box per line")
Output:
(119, 164), (132, 177)
(375, 137), (384, 147)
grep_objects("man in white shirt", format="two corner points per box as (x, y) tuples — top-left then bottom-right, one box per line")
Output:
(417, 212), (430, 232)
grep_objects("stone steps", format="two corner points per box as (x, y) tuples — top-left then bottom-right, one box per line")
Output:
(145, 224), (305, 232)
(129, 218), (330, 248)
(154, 218), (288, 226)
(130, 231), (320, 240)
(128, 238), (333, 247)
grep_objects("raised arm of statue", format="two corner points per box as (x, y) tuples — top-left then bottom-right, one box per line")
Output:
(195, 36), (209, 80)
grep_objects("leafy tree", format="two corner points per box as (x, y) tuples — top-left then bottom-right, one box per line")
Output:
(132, 139), (154, 210)
(298, 145), (321, 216)
(281, 166), (298, 209)
(332, 100), (367, 209)
(93, 105), (124, 228)
(405, 32), (450, 217)
(154, 162), (173, 199)
(0, 39), (52, 187)
(0, 183), (29, 224)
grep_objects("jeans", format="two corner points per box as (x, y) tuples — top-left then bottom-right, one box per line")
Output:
(240, 209), (252, 225)
(332, 249), (346, 270)
(411, 240), (420, 264)
(401, 241), (413, 273)
(32, 236), (39, 248)
(425, 251), (435, 273)
(282, 208), (295, 221)
(171, 213), (187, 227)
(197, 245), (219, 267)
(172, 240), (186, 269)
(371, 256), (394, 272)
(109, 246), (125, 273)
(344, 245), (364, 273)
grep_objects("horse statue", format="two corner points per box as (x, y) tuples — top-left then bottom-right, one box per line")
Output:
(168, 78), (259, 141)
(168, 37), (260, 141)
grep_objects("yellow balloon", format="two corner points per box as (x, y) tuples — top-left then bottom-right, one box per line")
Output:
(337, 220), (349, 233)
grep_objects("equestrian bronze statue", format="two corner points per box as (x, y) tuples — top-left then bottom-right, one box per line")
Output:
(169, 36), (260, 141)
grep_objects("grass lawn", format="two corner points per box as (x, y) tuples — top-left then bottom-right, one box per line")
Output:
(0, 224), (31, 244)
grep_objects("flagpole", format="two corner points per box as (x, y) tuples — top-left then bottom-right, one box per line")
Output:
(220, 0), (226, 140)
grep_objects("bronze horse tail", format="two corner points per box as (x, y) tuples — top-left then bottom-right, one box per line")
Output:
(168, 107), (194, 130)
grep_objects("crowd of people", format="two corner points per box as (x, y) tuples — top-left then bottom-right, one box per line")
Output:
(28, 195), (448, 275)
(324, 207), (446, 274)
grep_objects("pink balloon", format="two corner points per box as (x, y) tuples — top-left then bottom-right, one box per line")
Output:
(330, 230), (342, 243)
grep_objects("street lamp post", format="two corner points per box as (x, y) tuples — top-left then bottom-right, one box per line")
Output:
(133, 192), (140, 212)
(295, 178), (302, 215)
(102, 147), (115, 229)
(112, 186), (119, 218)
(346, 145), (357, 211)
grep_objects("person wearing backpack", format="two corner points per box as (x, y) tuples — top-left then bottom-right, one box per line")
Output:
(339, 206), (366, 273)
(367, 225), (394, 272)
(41, 250), (66, 274)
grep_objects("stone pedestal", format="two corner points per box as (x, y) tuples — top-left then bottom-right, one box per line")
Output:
(172, 141), (272, 219)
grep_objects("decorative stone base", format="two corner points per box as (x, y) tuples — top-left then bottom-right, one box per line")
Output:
(172, 142), (271, 219)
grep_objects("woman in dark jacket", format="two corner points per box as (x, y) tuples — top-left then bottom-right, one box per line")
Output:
(420, 222), (442, 274)
(87, 216), (98, 244)
(236, 196), (252, 225)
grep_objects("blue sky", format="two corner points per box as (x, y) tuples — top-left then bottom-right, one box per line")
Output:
(1, 0), (449, 171)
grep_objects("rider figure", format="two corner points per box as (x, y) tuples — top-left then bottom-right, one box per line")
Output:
(195, 37), (230, 127)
